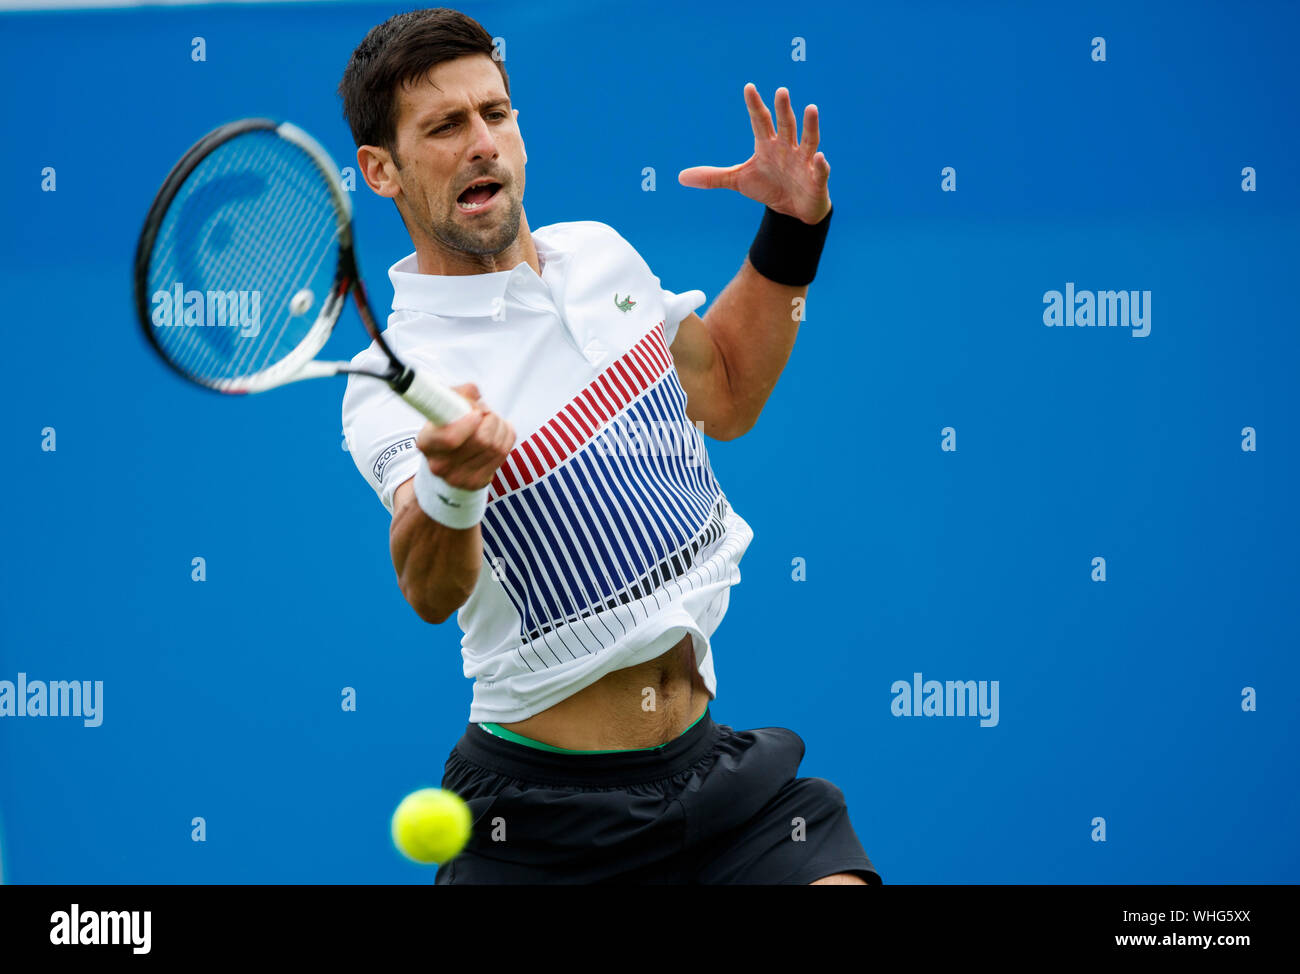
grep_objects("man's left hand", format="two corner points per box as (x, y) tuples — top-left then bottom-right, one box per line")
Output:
(678, 83), (831, 225)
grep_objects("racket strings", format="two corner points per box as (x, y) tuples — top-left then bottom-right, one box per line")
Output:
(220, 139), (338, 378)
(146, 130), (344, 386)
(170, 134), (334, 378)
(190, 135), (335, 379)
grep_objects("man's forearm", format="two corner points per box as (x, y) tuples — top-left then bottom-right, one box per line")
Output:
(699, 258), (808, 437)
(673, 81), (832, 437)
(384, 384), (514, 625)
(390, 485), (483, 624)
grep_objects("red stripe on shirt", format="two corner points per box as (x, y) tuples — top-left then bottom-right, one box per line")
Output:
(488, 322), (669, 500)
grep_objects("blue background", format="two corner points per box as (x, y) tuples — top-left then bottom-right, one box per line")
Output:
(1, 0), (1296, 884)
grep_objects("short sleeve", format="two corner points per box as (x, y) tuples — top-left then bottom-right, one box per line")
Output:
(659, 285), (707, 347)
(341, 361), (428, 516)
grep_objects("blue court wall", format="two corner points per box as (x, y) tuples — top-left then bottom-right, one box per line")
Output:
(0, 0), (1297, 883)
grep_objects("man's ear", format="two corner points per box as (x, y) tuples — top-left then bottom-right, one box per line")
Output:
(357, 144), (400, 199)
(514, 109), (526, 165)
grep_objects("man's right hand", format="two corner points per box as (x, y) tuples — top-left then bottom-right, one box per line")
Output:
(415, 382), (516, 490)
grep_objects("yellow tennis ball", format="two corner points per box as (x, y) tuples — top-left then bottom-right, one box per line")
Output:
(391, 788), (472, 864)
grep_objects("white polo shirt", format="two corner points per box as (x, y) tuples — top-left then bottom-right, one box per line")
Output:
(341, 220), (754, 723)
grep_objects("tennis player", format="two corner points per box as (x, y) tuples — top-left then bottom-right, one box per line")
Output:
(340, 8), (880, 885)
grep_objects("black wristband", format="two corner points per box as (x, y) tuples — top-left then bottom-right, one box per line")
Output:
(747, 204), (832, 286)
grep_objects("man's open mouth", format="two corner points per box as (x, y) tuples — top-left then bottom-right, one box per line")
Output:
(457, 180), (502, 211)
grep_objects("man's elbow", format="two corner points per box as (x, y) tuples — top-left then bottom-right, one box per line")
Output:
(700, 404), (761, 442)
(411, 599), (454, 626)
(398, 577), (472, 625)
(725, 411), (762, 440)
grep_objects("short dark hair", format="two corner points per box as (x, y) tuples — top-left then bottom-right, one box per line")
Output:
(338, 8), (509, 164)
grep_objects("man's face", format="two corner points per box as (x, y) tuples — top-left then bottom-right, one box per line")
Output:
(388, 55), (525, 257)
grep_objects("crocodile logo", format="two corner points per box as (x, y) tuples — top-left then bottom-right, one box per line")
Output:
(614, 293), (636, 313)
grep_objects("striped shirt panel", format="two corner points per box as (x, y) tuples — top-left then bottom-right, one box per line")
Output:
(478, 323), (728, 668)
(487, 322), (675, 499)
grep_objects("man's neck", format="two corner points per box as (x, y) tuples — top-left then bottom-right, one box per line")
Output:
(414, 211), (541, 277)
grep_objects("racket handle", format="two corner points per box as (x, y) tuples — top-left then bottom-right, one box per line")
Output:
(395, 369), (474, 426)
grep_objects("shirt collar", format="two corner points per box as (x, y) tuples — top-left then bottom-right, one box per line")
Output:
(388, 234), (562, 319)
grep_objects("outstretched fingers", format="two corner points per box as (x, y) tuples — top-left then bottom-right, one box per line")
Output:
(814, 150), (830, 179)
(743, 82), (776, 142)
(774, 87), (799, 147)
(678, 162), (743, 190)
(802, 104), (820, 158)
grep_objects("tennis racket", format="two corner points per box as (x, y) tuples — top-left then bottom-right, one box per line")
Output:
(133, 118), (471, 425)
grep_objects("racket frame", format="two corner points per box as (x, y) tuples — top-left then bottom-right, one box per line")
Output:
(133, 118), (429, 399)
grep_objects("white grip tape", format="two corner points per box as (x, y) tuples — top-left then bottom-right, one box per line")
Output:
(413, 461), (487, 529)
(399, 369), (473, 426)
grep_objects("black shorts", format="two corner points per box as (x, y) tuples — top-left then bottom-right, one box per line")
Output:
(433, 709), (882, 885)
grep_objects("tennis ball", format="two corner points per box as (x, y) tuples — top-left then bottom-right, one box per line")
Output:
(391, 788), (472, 865)
(289, 288), (314, 316)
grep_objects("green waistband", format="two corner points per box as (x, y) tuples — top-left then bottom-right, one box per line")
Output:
(479, 708), (709, 754)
